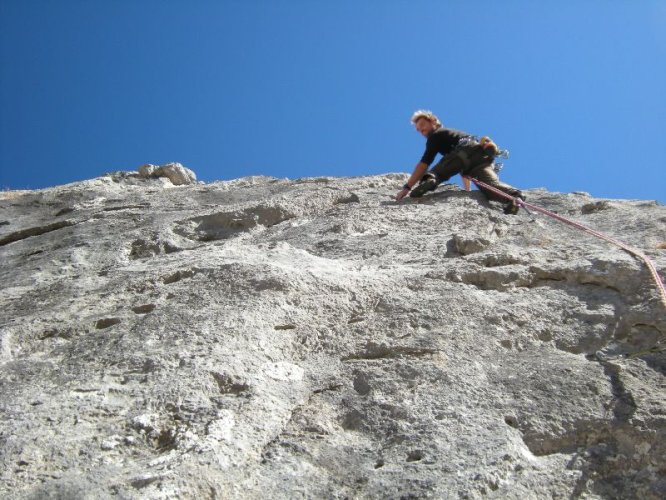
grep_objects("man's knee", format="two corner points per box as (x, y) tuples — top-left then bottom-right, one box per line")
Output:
(468, 165), (498, 184)
(432, 156), (464, 182)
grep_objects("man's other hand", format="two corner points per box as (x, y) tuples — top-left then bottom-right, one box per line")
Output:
(395, 187), (410, 201)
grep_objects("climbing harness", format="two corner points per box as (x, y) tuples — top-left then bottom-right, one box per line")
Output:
(456, 136), (509, 173)
(463, 176), (666, 309)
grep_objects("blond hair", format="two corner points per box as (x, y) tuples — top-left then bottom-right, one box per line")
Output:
(410, 110), (442, 128)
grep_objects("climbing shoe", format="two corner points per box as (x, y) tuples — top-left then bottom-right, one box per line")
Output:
(503, 201), (520, 215)
(409, 175), (438, 198)
(503, 193), (525, 215)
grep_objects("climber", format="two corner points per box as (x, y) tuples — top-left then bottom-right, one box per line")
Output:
(395, 110), (524, 214)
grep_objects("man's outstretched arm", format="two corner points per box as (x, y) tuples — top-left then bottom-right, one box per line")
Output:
(395, 162), (429, 201)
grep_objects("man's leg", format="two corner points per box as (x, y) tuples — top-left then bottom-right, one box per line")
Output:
(431, 154), (465, 184)
(469, 165), (523, 203)
(410, 154), (465, 198)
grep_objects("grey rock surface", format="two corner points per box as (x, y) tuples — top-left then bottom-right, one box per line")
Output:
(0, 172), (664, 499)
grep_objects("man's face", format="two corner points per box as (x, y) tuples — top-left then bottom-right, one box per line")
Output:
(415, 118), (436, 137)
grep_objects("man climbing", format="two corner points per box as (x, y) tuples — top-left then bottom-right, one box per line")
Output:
(395, 110), (524, 214)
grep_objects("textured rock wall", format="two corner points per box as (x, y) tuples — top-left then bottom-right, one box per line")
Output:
(0, 172), (664, 499)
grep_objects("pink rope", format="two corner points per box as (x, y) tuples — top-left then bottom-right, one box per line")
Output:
(464, 176), (666, 308)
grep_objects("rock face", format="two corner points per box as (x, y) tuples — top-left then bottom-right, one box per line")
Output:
(0, 172), (664, 499)
(137, 162), (197, 185)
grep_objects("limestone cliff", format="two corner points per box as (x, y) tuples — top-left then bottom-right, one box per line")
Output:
(1, 171), (664, 499)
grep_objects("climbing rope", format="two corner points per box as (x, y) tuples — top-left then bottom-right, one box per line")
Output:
(464, 176), (666, 309)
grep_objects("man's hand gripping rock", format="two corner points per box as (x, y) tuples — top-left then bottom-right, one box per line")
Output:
(395, 183), (411, 202)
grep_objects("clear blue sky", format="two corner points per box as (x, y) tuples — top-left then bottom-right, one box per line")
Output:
(1, 1), (665, 201)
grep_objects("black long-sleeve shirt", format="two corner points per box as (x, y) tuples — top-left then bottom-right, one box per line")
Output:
(420, 127), (470, 165)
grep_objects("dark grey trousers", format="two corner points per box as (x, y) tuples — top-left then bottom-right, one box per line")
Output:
(430, 145), (522, 202)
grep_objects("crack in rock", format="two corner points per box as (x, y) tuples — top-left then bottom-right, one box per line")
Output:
(342, 342), (439, 361)
(0, 220), (77, 246)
